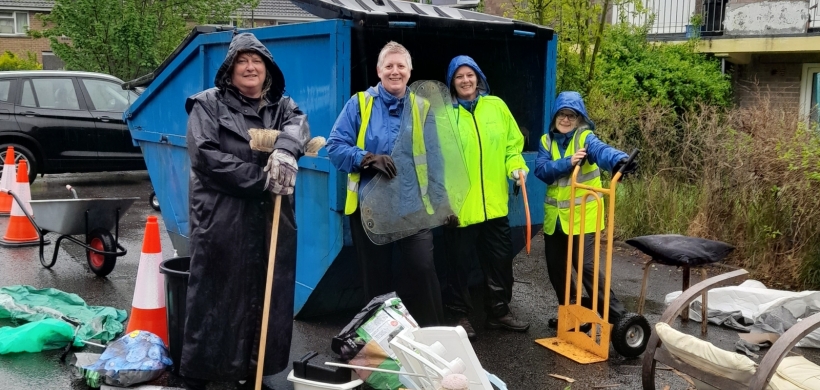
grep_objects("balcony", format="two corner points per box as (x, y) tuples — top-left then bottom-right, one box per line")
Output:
(614, 0), (820, 39)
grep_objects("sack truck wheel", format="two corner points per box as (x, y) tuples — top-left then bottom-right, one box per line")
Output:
(149, 191), (161, 211)
(612, 312), (651, 358)
(86, 228), (117, 277)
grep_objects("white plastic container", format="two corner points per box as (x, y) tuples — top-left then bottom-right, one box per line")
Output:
(286, 370), (364, 390)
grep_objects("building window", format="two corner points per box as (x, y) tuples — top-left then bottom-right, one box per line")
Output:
(42, 52), (65, 71)
(800, 64), (820, 126)
(0, 11), (29, 35)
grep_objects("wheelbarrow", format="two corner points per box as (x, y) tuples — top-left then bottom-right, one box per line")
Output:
(2, 185), (138, 277)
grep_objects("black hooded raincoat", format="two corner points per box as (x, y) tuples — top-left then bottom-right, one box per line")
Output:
(180, 32), (309, 381)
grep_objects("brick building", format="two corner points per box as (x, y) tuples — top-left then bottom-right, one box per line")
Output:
(0, 0), (60, 68)
(631, 0), (820, 119)
(482, 0), (820, 121)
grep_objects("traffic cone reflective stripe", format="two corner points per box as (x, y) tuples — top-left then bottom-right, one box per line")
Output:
(126, 216), (169, 345)
(0, 146), (16, 215)
(0, 160), (40, 246)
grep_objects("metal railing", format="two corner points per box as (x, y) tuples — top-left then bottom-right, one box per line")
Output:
(613, 0), (727, 36)
(811, 0), (819, 29)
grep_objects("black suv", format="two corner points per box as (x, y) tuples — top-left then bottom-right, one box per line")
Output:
(0, 71), (145, 183)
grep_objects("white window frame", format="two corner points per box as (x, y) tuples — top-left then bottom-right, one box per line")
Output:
(0, 11), (29, 36)
(799, 63), (820, 123)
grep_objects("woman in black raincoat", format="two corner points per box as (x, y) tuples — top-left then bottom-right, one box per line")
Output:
(181, 32), (309, 389)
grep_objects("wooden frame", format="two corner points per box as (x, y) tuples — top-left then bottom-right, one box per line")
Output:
(642, 268), (820, 389)
(638, 259), (710, 334)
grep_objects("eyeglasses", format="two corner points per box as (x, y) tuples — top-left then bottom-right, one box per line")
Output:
(557, 112), (578, 121)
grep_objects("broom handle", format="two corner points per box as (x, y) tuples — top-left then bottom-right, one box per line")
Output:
(255, 194), (282, 390)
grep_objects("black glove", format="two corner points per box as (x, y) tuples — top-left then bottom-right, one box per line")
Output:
(444, 214), (460, 228)
(613, 157), (638, 177)
(361, 153), (397, 179)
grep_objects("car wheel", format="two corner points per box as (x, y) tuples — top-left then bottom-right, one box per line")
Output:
(149, 191), (161, 211)
(0, 143), (38, 184)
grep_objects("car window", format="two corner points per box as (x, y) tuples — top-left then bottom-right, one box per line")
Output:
(20, 78), (80, 110)
(82, 78), (136, 112)
(0, 80), (9, 102)
(20, 80), (35, 107)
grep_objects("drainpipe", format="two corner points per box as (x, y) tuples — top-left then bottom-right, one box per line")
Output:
(721, 58), (726, 74)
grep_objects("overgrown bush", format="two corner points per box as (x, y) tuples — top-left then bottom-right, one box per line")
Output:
(592, 94), (820, 289)
(595, 24), (732, 111)
(0, 51), (42, 71)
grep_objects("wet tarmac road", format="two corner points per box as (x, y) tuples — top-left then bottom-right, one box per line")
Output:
(0, 171), (804, 389)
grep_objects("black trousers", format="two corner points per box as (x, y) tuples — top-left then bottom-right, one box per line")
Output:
(544, 228), (626, 323)
(349, 211), (444, 327)
(444, 217), (514, 319)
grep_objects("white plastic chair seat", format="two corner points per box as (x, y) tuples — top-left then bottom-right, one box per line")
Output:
(389, 326), (494, 390)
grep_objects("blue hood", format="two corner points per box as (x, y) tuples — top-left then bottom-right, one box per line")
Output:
(550, 91), (595, 131)
(446, 55), (490, 100)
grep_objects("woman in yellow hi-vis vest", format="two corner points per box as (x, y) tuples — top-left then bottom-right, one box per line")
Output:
(442, 56), (531, 341)
(533, 91), (637, 330)
(326, 42), (446, 327)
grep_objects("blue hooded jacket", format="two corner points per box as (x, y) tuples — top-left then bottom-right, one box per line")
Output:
(534, 91), (627, 185)
(327, 83), (410, 189)
(446, 55), (490, 112)
(326, 83), (447, 216)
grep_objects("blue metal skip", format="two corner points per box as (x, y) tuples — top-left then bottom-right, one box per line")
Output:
(125, 18), (556, 317)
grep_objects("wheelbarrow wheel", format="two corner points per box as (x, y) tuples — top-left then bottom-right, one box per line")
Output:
(87, 228), (116, 277)
(149, 191), (160, 211)
(612, 312), (651, 358)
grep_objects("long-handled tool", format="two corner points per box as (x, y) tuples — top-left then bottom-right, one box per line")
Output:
(520, 175), (531, 255)
(249, 129), (325, 390)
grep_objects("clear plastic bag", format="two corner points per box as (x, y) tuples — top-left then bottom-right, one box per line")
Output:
(82, 330), (173, 388)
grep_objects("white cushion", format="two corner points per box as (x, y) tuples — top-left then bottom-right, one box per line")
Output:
(775, 355), (820, 389)
(655, 322), (757, 384)
(689, 377), (798, 390)
(770, 372), (803, 390)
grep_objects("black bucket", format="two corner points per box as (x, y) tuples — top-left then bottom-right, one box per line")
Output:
(159, 256), (190, 374)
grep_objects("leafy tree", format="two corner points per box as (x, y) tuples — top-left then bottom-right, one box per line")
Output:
(502, 0), (644, 94)
(0, 51), (42, 71)
(30, 0), (257, 81)
(499, 0), (729, 110)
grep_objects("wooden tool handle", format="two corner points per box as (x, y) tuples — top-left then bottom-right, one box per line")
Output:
(255, 194), (282, 390)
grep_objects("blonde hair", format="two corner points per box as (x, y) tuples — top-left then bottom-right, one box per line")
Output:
(377, 41), (413, 70)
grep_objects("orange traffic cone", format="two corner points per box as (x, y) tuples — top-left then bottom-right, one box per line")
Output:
(0, 146), (16, 216)
(0, 160), (41, 247)
(125, 216), (169, 345)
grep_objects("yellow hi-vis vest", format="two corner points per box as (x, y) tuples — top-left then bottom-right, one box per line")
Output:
(542, 128), (604, 235)
(344, 91), (434, 216)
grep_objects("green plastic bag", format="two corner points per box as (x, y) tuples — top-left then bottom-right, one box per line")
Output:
(348, 297), (418, 390)
(0, 285), (127, 354)
(0, 318), (77, 353)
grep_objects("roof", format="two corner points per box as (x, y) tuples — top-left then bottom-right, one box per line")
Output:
(239, 0), (317, 20)
(0, 0), (54, 9)
(293, 0), (553, 34)
(0, 0), (315, 19)
(0, 70), (124, 82)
